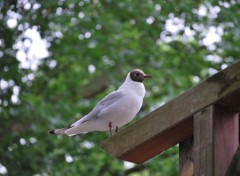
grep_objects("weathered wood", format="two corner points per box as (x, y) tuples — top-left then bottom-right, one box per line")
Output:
(194, 106), (214, 176)
(213, 105), (239, 176)
(102, 116), (193, 164)
(179, 137), (194, 176)
(123, 117), (193, 164)
(101, 61), (240, 164)
(193, 105), (238, 176)
(226, 145), (240, 176)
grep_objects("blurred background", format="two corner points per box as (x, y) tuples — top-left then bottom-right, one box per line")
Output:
(1, 0), (240, 175)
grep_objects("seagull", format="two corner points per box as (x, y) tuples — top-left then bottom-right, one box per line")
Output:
(49, 69), (152, 136)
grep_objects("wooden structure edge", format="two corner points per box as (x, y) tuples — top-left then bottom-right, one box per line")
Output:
(101, 61), (240, 164)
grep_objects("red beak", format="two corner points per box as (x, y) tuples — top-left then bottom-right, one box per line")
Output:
(143, 74), (152, 79)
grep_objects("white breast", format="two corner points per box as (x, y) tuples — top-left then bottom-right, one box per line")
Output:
(109, 78), (146, 128)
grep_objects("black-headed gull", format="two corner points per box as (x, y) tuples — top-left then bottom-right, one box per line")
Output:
(49, 69), (151, 136)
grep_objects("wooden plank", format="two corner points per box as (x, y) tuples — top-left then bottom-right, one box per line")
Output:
(179, 137), (194, 176)
(213, 105), (239, 176)
(194, 106), (214, 176)
(118, 117), (193, 164)
(226, 145), (240, 176)
(101, 61), (240, 164)
(193, 105), (239, 176)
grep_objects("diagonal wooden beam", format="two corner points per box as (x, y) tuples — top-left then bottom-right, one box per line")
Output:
(101, 61), (240, 164)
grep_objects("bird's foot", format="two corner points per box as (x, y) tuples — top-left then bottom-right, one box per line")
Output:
(109, 122), (112, 136)
(115, 126), (119, 133)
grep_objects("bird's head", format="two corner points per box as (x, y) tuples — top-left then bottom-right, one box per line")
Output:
(129, 69), (152, 83)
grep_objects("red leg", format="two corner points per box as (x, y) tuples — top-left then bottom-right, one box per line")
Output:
(108, 122), (112, 136)
(115, 126), (119, 133)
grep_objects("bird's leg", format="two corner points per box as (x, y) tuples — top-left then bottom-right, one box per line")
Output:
(115, 126), (119, 133)
(109, 122), (112, 136)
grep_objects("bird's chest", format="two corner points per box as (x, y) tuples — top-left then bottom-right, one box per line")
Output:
(119, 95), (141, 111)
(110, 94), (143, 127)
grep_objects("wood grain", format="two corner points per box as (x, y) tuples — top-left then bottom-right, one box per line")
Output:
(193, 105), (238, 176)
(226, 146), (240, 176)
(101, 61), (240, 164)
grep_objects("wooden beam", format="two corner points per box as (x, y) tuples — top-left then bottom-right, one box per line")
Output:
(179, 137), (194, 176)
(101, 61), (240, 164)
(193, 105), (239, 176)
(193, 106), (214, 175)
(213, 106), (239, 176)
(117, 117), (193, 164)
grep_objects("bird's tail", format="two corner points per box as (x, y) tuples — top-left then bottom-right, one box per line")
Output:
(49, 128), (68, 135)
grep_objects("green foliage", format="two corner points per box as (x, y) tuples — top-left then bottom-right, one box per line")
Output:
(1, 0), (240, 175)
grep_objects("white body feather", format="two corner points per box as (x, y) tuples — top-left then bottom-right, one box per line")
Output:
(50, 70), (149, 136)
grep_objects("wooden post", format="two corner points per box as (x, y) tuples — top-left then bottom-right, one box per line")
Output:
(226, 146), (240, 176)
(179, 137), (194, 176)
(102, 61), (240, 169)
(193, 105), (238, 176)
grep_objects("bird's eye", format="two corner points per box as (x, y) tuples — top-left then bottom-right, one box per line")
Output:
(135, 73), (140, 76)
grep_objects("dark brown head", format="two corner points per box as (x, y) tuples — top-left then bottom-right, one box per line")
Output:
(129, 69), (152, 83)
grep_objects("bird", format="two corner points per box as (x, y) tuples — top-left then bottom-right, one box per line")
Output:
(49, 69), (152, 136)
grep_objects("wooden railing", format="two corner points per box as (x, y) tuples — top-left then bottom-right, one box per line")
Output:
(101, 61), (240, 176)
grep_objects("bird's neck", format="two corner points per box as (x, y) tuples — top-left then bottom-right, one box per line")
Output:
(118, 80), (146, 98)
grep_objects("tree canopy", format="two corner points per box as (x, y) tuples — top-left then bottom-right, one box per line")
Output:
(1, 0), (240, 175)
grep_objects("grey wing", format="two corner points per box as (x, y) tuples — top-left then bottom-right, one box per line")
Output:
(81, 91), (124, 122)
